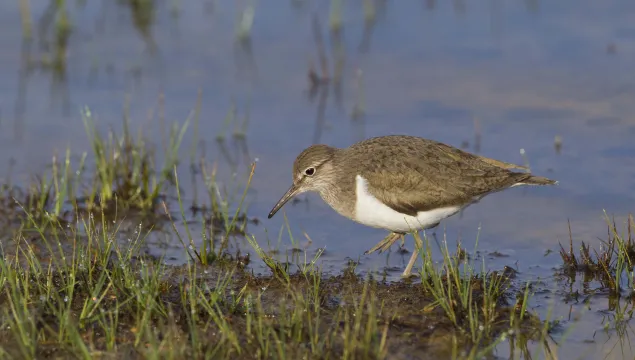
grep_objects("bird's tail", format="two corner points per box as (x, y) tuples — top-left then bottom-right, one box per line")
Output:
(517, 174), (558, 186)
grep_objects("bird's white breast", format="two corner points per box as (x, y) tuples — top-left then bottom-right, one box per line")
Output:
(354, 175), (461, 233)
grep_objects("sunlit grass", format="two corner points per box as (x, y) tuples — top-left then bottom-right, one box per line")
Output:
(81, 106), (189, 213)
(406, 231), (557, 358)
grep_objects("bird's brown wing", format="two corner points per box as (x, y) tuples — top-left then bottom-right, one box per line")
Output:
(433, 141), (529, 171)
(356, 141), (525, 217)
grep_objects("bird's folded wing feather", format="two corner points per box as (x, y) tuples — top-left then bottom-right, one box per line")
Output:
(358, 143), (520, 216)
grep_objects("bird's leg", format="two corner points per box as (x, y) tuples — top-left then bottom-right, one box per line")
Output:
(364, 232), (403, 255)
(402, 232), (424, 278)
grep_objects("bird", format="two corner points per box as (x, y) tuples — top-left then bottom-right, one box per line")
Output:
(267, 135), (557, 277)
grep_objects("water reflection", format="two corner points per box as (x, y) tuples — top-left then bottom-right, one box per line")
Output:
(126, 0), (158, 52)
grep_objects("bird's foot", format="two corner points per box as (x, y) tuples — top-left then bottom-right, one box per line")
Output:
(378, 235), (402, 253)
(364, 232), (403, 255)
(401, 271), (419, 279)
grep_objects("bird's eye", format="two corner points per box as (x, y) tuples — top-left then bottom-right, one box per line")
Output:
(304, 167), (315, 176)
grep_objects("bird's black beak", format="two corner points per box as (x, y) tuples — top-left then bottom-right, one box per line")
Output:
(268, 183), (301, 219)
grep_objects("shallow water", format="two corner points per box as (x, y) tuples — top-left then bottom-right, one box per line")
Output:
(1, 1), (635, 358)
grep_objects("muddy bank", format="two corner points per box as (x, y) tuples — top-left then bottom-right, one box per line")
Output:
(0, 248), (548, 360)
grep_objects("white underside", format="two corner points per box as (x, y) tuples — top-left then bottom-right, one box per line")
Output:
(354, 175), (462, 233)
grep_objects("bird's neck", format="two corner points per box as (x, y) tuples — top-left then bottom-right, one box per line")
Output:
(316, 163), (356, 220)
